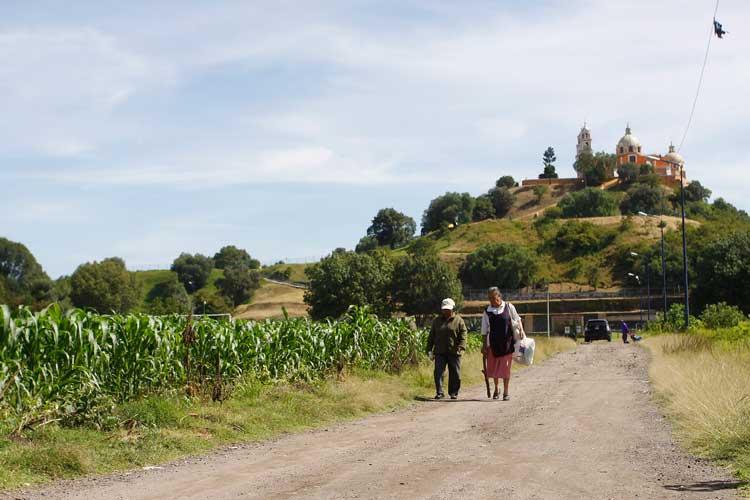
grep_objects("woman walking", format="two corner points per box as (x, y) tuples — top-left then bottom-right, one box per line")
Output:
(481, 287), (525, 400)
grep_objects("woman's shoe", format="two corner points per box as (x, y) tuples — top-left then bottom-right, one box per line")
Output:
(503, 394), (510, 401)
(492, 390), (500, 400)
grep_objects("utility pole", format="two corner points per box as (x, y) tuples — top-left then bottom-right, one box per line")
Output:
(546, 285), (551, 338)
(646, 262), (651, 323)
(660, 222), (667, 319)
(679, 166), (690, 329)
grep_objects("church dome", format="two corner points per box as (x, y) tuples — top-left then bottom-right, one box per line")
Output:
(663, 143), (684, 165)
(617, 125), (641, 154)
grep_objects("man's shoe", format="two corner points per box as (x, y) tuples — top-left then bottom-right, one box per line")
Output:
(434, 393), (444, 400)
(502, 394), (510, 401)
(449, 394), (458, 400)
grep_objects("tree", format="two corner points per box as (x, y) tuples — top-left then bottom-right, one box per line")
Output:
(619, 184), (671, 215)
(495, 176), (516, 189)
(70, 257), (141, 313)
(558, 188), (619, 218)
(144, 275), (191, 314)
(213, 246), (260, 270)
(459, 243), (538, 290)
(574, 151), (612, 186)
(533, 185), (548, 204)
(193, 289), (232, 314)
(171, 253), (214, 293)
(366, 208), (416, 249)
(391, 253), (463, 320)
(616, 162), (640, 183)
(216, 264), (261, 307)
(539, 147), (558, 179)
(355, 235), (378, 253)
(472, 195), (495, 222)
(0, 237), (53, 307)
(684, 181), (712, 203)
(421, 192), (475, 234)
(304, 249), (394, 319)
(488, 187), (516, 218)
(694, 231), (750, 313)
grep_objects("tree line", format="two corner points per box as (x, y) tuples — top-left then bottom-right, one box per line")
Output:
(0, 242), (265, 315)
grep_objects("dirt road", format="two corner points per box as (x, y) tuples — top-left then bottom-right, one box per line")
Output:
(15, 343), (742, 499)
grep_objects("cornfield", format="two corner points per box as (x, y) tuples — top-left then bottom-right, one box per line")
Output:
(0, 304), (426, 428)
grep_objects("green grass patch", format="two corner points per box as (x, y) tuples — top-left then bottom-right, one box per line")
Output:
(0, 337), (574, 491)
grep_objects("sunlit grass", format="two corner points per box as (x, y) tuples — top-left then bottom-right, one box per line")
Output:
(0, 337), (575, 490)
(645, 335), (750, 482)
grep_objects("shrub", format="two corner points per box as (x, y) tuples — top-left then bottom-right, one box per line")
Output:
(619, 184), (671, 215)
(553, 221), (614, 257)
(144, 275), (190, 314)
(460, 243), (538, 289)
(193, 289), (232, 314)
(700, 302), (747, 329)
(558, 188), (618, 218)
(355, 235), (378, 253)
(533, 185), (548, 204)
(496, 175), (516, 189)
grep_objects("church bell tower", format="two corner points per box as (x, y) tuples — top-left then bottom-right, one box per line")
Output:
(576, 122), (592, 158)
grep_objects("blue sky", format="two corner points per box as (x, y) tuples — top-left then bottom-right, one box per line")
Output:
(1, 1), (748, 278)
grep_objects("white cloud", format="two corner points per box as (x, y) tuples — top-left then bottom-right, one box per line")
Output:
(0, 27), (172, 157)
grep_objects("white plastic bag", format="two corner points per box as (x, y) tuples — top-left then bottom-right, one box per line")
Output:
(514, 337), (535, 366)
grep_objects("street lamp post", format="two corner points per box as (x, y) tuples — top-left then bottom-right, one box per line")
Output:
(628, 272), (642, 326)
(636, 212), (666, 322)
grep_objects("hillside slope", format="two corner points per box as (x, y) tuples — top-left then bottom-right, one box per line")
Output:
(414, 214), (698, 290)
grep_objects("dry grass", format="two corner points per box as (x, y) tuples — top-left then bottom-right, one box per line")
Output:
(645, 335), (750, 481)
(233, 281), (307, 320)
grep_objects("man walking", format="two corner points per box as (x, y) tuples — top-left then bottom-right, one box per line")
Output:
(427, 298), (467, 400)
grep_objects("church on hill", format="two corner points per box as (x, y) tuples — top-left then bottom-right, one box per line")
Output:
(576, 123), (687, 187)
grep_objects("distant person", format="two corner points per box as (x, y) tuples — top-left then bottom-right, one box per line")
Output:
(426, 298), (467, 400)
(481, 287), (525, 401)
(621, 321), (630, 344)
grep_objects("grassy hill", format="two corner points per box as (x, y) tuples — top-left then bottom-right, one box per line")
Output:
(409, 214), (698, 290)
(134, 268), (225, 309)
(505, 182), (581, 220)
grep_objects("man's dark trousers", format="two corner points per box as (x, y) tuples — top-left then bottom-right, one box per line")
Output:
(434, 353), (461, 397)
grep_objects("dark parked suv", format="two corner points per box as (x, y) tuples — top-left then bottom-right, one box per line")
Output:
(584, 319), (612, 342)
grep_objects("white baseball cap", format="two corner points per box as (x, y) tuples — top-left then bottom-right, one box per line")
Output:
(440, 298), (455, 310)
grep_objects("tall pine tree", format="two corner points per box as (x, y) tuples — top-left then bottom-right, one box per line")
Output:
(539, 146), (558, 179)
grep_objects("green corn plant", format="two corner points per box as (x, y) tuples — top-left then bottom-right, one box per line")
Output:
(0, 304), (427, 427)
